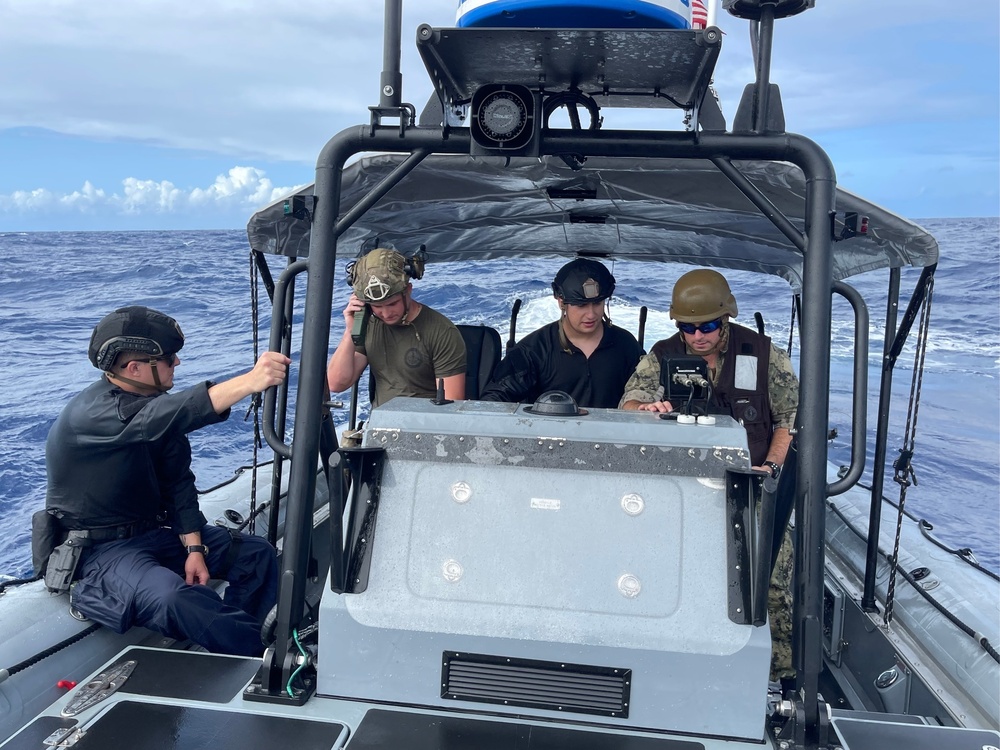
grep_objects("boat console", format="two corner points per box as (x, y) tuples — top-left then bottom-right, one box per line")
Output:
(318, 397), (772, 739)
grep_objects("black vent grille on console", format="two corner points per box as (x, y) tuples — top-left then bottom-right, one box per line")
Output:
(441, 652), (631, 718)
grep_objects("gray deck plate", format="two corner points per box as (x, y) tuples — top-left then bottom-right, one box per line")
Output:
(1, 716), (77, 750)
(349, 709), (704, 749)
(114, 647), (260, 703)
(833, 716), (1000, 750)
(71, 701), (345, 749)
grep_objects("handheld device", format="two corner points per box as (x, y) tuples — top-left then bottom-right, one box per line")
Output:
(351, 305), (371, 347)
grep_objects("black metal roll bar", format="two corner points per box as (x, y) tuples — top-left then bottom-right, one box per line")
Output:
(255, 2), (841, 743)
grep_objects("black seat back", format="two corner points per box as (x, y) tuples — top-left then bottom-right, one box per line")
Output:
(457, 324), (502, 400)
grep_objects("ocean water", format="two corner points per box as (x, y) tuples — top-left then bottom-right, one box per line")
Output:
(1, 218), (997, 577)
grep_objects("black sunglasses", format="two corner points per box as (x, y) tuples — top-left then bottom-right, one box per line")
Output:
(120, 353), (177, 369)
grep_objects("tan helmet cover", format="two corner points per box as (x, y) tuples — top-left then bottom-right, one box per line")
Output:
(669, 269), (738, 323)
(349, 248), (410, 302)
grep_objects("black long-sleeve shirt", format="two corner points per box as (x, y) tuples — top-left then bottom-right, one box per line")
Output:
(45, 377), (228, 534)
(480, 321), (642, 409)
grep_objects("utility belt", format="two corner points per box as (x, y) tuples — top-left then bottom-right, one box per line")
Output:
(32, 512), (160, 594)
(66, 519), (160, 543)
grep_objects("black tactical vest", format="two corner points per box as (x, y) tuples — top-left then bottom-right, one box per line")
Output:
(654, 323), (773, 466)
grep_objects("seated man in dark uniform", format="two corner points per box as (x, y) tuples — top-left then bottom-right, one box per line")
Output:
(41, 306), (289, 657)
(480, 259), (642, 409)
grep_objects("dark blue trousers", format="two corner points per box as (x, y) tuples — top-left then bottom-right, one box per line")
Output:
(71, 526), (277, 656)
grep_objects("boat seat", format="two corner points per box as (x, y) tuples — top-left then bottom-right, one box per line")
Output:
(456, 324), (502, 400)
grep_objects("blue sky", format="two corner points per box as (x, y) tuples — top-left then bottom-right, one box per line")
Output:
(0, 0), (996, 231)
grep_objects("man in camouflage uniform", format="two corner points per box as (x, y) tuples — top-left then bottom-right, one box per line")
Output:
(619, 269), (798, 681)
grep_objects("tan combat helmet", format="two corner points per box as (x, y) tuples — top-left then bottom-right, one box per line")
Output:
(669, 269), (738, 323)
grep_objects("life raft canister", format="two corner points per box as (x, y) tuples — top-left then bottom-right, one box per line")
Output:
(456, 0), (693, 29)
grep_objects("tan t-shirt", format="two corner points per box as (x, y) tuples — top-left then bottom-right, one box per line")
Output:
(357, 304), (466, 407)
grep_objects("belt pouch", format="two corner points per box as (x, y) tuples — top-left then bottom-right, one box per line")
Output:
(44, 538), (86, 594)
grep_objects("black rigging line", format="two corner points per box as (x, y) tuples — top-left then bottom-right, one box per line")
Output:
(828, 501), (999, 664)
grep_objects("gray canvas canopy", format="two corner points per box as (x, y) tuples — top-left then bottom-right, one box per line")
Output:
(247, 153), (937, 291)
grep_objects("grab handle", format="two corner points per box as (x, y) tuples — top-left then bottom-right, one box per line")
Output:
(827, 280), (869, 496)
(263, 259), (309, 459)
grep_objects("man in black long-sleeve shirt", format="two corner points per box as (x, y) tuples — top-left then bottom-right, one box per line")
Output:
(480, 259), (642, 409)
(43, 306), (290, 656)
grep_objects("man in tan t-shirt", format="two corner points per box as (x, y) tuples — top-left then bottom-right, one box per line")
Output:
(327, 248), (466, 407)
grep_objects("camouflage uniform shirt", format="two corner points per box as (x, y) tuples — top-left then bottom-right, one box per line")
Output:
(618, 324), (798, 429)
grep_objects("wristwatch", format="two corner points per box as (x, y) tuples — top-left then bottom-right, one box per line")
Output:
(763, 461), (781, 479)
(185, 544), (209, 556)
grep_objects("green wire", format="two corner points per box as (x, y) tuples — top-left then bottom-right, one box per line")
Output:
(285, 628), (309, 698)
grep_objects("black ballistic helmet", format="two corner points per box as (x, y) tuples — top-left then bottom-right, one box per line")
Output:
(551, 258), (615, 305)
(88, 306), (185, 371)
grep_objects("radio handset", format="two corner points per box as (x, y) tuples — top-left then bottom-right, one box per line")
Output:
(351, 305), (371, 347)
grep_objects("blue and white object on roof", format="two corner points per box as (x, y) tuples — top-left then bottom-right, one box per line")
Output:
(456, 0), (692, 29)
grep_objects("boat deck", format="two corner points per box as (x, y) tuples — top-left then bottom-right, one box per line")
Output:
(0, 647), (721, 750)
(5, 646), (998, 750)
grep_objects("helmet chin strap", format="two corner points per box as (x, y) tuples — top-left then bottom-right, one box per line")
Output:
(149, 364), (167, 392)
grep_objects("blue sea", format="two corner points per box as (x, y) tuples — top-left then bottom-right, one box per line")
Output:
(1, 218), (998, 577)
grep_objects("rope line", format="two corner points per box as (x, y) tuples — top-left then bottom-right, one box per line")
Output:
(884, 275), (934, 627)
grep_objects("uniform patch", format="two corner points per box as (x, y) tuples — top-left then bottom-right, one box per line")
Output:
(735, 354), (758, 390)
(404, 347), (424, 368)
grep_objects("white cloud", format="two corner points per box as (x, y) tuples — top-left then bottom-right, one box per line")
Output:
(120, 178), (181, 213)
(0, 167), (300, 219)
(188, 167), (289, 208)
(1, 187), (55, 212)
(59, 181), (108, 212)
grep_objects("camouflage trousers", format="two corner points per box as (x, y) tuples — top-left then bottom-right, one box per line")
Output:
(768, 526), (795, 680)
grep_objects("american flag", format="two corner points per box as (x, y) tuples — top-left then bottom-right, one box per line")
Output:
(691, 0), (709, 29)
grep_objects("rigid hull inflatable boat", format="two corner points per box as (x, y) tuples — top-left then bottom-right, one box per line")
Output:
(2, 2), (997, 749)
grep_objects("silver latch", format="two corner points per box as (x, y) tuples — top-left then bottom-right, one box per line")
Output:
(61, 659), (137, 717)
(43, 726), (86, 747)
